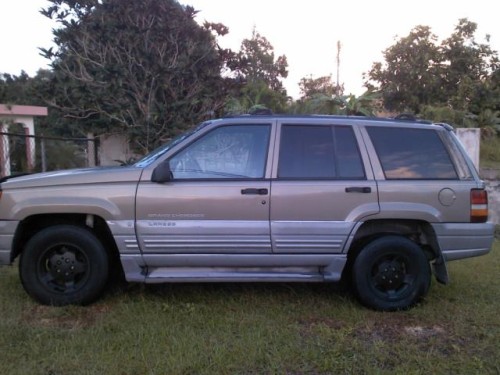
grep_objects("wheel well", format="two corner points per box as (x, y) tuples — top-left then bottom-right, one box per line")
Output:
(12, 214), (122, 276)
(342, 219), (440, 281)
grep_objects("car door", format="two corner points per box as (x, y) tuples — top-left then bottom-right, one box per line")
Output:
(135, 122), (274, 261)
(270, 120), (379, 253)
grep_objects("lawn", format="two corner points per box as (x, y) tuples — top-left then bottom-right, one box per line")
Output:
(0, 241), (499, 375)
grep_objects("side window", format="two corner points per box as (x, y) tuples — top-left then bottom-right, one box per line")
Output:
(278, 125), (365, 179)
(367, 127), (458, 179)
(170, 124), (270, 179)
(335, 126), (366, 178)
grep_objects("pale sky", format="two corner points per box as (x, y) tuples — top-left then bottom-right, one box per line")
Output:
(1, 0), (499, 98)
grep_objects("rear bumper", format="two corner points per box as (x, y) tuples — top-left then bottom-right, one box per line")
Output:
(432, 222), (495, 261)
(0, 221), (19, 265)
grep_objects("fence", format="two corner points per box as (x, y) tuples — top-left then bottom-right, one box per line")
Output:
(0, 132), (99, 177)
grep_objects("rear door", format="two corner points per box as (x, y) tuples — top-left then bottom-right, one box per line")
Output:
(270, 120), (379, 253)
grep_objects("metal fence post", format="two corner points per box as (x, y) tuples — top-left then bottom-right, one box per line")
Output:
(40, 134), (47, 172)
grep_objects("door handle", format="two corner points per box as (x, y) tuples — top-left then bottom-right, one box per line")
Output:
(241, 188), (268, 195)
(345, 187), (371, 193)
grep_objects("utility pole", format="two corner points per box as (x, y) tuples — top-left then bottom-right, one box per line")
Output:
(336, 40), (341, 97)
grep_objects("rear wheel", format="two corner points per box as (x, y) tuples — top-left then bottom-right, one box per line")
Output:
(19, 225), (108, 306)
(352, 236), (431, 311)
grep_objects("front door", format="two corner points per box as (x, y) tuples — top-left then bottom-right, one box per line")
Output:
(135, 123), (273, 258)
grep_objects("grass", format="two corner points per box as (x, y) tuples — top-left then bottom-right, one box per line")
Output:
(0, 242), (499, 375)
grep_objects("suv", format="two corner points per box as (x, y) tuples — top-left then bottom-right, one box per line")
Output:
(0, 115), (494, 310)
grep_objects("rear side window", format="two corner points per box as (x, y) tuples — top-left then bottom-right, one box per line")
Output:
(367, 127), (458, 180)
(278, 125), (365, 179)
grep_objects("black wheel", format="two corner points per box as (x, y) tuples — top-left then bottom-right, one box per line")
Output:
(351, 236), (431, 311)
(19, 225), (109, 306)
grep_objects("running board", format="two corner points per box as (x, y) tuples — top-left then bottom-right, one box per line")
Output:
(120, 254), (347, 283)
(145, 266), (326, 283)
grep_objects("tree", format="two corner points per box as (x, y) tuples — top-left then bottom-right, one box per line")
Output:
(441, 19), (500, 112)
(40, 0), (231, 153)
(298, 75), (337, 100)
(291, 88), (379, 116)
(225, 28), (289, 114)
(0, 71), (46, 106)
(365, 19), (500, 124)
(364, 26), (443, 113)
(231, 28), (288, 92)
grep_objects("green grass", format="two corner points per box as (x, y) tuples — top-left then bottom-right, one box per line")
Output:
(1, 242), (499, 375)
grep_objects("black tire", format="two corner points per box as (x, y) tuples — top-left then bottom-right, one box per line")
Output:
(351, 236), (431, 311)
(19, 225), (109, 306)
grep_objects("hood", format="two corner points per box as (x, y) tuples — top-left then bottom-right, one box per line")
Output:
(0, 166), (144, 189)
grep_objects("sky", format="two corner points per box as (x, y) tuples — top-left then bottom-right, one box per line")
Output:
(1, 0), (499, 98)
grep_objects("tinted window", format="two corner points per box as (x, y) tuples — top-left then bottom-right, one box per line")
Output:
(170, 125), (270, 179)
(278, 125), (365, 179)
(367, 127), (458, 179)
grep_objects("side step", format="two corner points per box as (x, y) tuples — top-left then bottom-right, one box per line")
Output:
(145, 266), (325, 283)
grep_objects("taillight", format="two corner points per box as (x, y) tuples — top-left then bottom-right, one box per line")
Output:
(471, 189), (488, 223)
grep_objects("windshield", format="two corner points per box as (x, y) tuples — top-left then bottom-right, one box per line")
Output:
(134, 121), (212, 168)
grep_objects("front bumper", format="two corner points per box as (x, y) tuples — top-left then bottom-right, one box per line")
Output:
(432, 222), (495, 261)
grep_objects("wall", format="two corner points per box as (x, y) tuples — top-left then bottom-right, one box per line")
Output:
(485, 179), (500, 224)
(99, 134), (138, 166)
(456, 128), (480, 169)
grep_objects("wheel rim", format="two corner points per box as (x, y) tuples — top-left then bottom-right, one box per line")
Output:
(37, 244), (90, 294)
(370, 254), (416, 300)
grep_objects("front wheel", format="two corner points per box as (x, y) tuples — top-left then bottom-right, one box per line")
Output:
(19, 225), (109, 306)
(351, 236), (431, 311)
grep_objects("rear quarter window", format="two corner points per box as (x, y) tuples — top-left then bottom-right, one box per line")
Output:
(367, 127), (458, 180)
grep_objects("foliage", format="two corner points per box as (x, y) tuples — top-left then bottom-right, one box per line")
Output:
(364, 25), (443, 113)
(0, 71), (41, 105)
(225, 28), (289, 115)
(39, 0), (231, 153)
(230, 28), (288, 92)
(480, 134), (500, 169)
(298, 74), (338, 100)
(419, 105), (475, 127)
(365, 18), (500, 125)
(441, 19), (499, 111)
(291, 90), (380, 116)
(224, 80), (289, 115)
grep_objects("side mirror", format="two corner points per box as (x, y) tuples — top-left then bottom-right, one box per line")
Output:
(151, 160), (173, 183)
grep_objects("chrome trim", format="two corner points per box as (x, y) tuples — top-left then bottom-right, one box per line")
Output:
(106, 220), (140, 254)
(271, 221), (353, 253)
(137, 220), (272, 254)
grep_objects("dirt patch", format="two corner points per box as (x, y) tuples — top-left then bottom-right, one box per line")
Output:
(21, 303), (111, 330)
(297, 313), (453, 350)
(353, 313), (448, 344)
